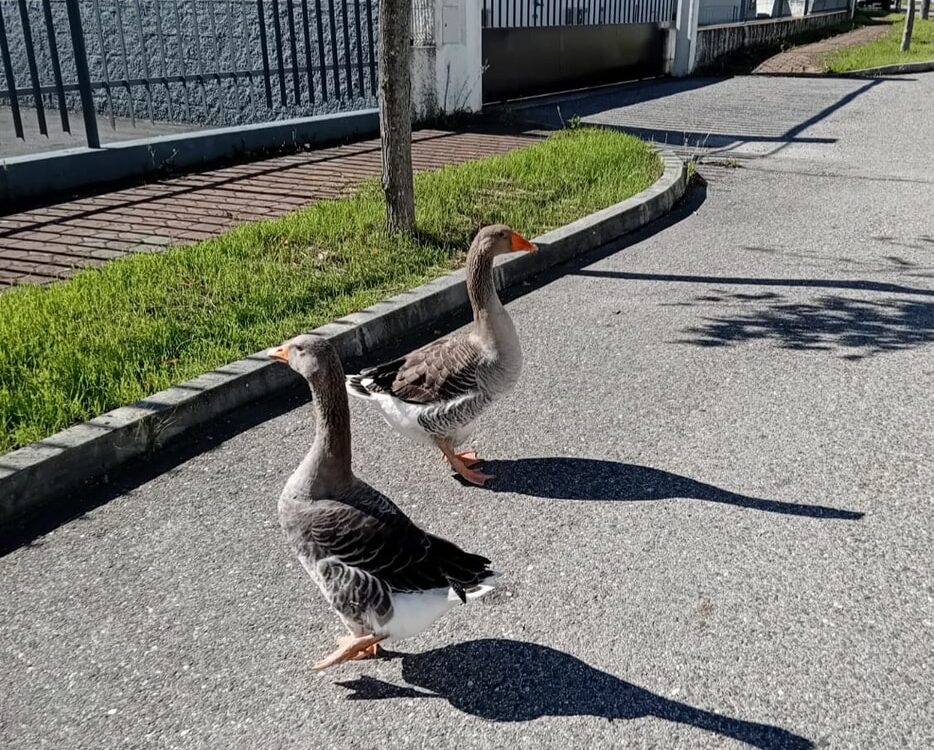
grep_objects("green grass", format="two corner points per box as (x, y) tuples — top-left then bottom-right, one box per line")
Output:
(0, 128), (661, 453)
(825, 13), (933, 72)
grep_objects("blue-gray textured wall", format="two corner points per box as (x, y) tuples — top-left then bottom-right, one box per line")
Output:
(1, 0), (378, 128)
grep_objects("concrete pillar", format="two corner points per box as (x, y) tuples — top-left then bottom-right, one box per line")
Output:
(670, 0), (701, 76)
(411, 0), (484, 119)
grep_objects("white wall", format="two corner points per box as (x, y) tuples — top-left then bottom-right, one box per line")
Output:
(411, 0), (484, 119)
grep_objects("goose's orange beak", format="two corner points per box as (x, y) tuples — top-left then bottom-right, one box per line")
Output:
(510, 232), (537, 252)
(268, 344), (290, 363)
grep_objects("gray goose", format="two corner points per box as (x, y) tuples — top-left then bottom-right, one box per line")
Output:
(268, 334), (497, 670)
(345, 224), (536, 486)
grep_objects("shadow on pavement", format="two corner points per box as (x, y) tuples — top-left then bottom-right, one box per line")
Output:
(513, 75), (889, 160)
(676, 293), (934, 360)
(572, 269), (934, 298)
(477, 457), (863, 520)
(336, 638), (814, 750)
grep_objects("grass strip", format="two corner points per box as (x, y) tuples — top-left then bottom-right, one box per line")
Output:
(0, 127), (661, 453)
(825, 14), (933, 72)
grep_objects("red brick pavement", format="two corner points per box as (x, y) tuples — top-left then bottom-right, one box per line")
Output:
(753, 22), (893, 75)
(0, 130), (540, 288)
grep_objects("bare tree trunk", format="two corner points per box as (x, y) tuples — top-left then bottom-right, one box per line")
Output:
(901, 0), (916, 52)
(921, 0), (930, 21)
(377, 0), (415, 236)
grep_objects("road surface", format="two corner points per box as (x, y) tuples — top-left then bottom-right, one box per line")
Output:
(2, 73), (933, 749)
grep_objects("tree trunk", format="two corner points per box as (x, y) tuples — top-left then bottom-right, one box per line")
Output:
(377, 0), (415, 236)
(921, 0), (930, 21)
(901, 0), (916, 52)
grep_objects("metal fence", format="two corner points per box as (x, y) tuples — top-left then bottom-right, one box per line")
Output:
(1, 0), (379, 148)
(481, 0), (677, 27)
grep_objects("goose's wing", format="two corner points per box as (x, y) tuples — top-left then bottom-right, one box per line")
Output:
(306, 485), (492, 594)
(351, 335), (484, 405)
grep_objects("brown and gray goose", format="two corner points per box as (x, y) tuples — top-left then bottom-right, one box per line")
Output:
(268, 334), (497, 671)
(345, 224), (536, 486)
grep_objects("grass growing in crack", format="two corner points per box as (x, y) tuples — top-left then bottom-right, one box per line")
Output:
(0, 128), (661, 453)
(825, 14), (933, 72)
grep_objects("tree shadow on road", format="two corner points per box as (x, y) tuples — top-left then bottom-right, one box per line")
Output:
(475, 457), (862, 520)
(336, 639), (813, 750)
(677, 293), (934, 360)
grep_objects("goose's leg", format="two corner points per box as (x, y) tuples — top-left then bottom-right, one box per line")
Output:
(436, 439), (493, 486)
(439, 449), (481, 468)
(455, 450), (481, 467)
(313, 634), (384, 671)
(351, 642), (381, 660)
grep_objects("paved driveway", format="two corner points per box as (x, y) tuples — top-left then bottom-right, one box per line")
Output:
(2, 74), (933, 749)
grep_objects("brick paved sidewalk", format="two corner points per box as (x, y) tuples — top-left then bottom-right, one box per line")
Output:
(754, 22), (893, 75)
(0, 129), (539, 288)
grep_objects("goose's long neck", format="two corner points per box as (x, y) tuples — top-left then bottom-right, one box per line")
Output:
(293, 367), (353, 498)
(466, 244), (507, 337)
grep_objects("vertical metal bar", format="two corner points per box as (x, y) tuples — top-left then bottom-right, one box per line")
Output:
(314, 0), (328, 100)
(16, 0), (47, 135)
(364, 0), (374, 95)
(300, 0), (315, 103)
(270, 0), (287, 104)
(326, 0), (340, 98)
(0, 4), (24, 139)
(256, 0), (273, 107)
(340, 0), (353, 98)
(285, 0), (300, 103)
(170, 0), (193, 121)
(153, 0), (175, 120)
(64, 0), (100, 147)
(353, 0), (363, 94)
(131, 0), (155, 122)
(206, 0), (228, 123)
(40, 0), (70, 133)
(113, 0), (136, 126)
(91, 0), (115, 128)
(189, 0), (212, 119)
(227, 0), (242, 118)
(241, 0), (259, 117)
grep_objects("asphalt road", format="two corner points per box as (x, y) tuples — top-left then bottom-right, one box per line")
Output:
(2, 74), (933, 749)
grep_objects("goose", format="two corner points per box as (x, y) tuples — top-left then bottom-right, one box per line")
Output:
(345, 224), (536, 486)
(268, 334), (497, 670)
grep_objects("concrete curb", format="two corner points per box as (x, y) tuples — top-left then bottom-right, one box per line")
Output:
(843, 60), (934, 77)
(0, 151), (687, 530)
(0, 109), (379, 207)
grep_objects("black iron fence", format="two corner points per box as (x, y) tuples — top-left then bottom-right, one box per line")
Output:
(0, 0), (379, 147)
(481, 0), (677, 26)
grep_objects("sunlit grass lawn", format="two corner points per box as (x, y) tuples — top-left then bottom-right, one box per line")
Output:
(825, 13), (933, 71)
(0, 127), (662, 453)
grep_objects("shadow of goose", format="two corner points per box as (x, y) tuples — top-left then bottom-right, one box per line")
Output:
(337, 639), (813, 749)
(474, 457), (862, 520)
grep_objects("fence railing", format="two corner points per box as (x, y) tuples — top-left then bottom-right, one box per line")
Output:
(481, 0), (677, 27)
(1, 0), (379, 148)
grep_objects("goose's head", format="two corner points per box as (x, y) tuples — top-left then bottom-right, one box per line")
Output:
(473, 224), (537, 258)
(267, 334), (340, 383)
